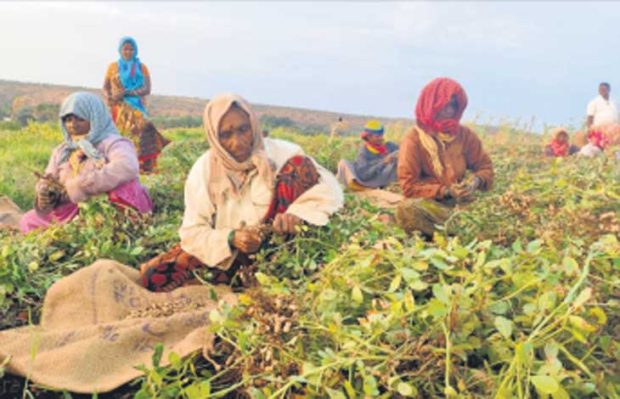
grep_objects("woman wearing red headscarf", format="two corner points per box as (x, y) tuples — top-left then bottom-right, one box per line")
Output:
(544, 128), (580, 157)
(396, 78), (494, 236)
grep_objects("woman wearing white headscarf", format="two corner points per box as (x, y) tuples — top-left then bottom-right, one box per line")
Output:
(140, 93), (343, 292)
(19, 92), (153, 233)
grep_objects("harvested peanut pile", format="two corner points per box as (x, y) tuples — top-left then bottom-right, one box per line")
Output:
(125, 298), (209, 319)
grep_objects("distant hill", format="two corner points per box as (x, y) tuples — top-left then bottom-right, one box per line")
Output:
(0, 79), (413, 133)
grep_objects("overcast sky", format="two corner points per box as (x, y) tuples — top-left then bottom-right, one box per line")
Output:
(1, 1), (619, 131)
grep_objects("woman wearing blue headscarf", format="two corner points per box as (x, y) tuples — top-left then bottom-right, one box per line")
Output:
(103, 36), (169, 173)
(19, 92), (153, 233)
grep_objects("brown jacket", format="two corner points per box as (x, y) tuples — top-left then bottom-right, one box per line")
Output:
(397, 126), (494, 200)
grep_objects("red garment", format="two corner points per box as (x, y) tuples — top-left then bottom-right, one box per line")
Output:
(549, 139), (569, 157)
(588, 130), (609, 149)
(364, 141), (388, 155)
(415, 77), (468, 136)
(360, 131), (388, 155)
(264, 155), (320, 220)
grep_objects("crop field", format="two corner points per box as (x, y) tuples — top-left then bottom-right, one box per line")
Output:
(0, 122), (618, 398)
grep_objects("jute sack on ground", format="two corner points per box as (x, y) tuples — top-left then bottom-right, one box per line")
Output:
(0, 259), (238, 394)
(0, 196), (23, 229)
(355, 189), (403, 209)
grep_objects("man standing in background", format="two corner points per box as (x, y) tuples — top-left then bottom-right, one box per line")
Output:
(586, 82), (619, 129)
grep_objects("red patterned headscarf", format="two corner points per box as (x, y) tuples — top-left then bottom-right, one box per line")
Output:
(415, 77), (468, 136)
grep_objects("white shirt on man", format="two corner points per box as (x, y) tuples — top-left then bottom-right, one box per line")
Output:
(587, 95), (619, 127)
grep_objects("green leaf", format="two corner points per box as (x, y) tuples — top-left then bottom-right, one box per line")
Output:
(552, 387), (570, 399)
(151, 343), (164, 368)
(27, 261), (39, 273)
(168, 351), (182, 370)
(430, 257), (449, 270)
(544, 341), (559, 360)
(427, 299), (448, 318)
(209, 309), (224, 324)
(401, 268), (420, 284)
(185, 381), (211, 399)
(404, 290), (415, 312)
(48, 250), (65, 261)
(572, 287), (592, 309)
(526, 240), (541, 254)
(531, 375), (559, 394)
(568, 315), (596, 333)
(363, 374), (379, 396)
(130, 246), (144, 256)
(343, 380), (356, 399)
(388, 274), (402, 292)
(326, 388), (347, 399)
(562, 256), (578, 275)
(488, 301), (509, 315)
(494, 316), (513, 339)
(397, 382), (417, 397)
(516, 342), (534, 367)
(432, 284), (450, 304)
(444, 385), (458, 397)
(410, 280), (428, 291)
(589, 307), (607, 325)
(255, 272), (270, 285)
(352, 285), (363, 304)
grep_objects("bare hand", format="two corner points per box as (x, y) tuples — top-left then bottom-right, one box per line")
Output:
(36, 180), (59, 210)
(232, 227), (264, 254)
(37, 191), (53, 210)
(272, 213), (302, 235)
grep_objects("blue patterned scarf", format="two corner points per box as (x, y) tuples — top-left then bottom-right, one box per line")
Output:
(117, 36), (147, 114)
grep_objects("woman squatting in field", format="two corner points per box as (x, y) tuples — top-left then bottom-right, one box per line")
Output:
(19, 92), (153, 233)
(544, 127), (580, 157)
(140, 94), (343, 292)
(395, 77), (494, 237)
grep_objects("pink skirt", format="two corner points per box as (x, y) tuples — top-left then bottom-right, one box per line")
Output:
(19, 179), (152, 233)
(107, 178), (153, 214)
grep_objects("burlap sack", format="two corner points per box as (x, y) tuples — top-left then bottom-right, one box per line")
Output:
(356, 189), (403, 209)
(0, 196), (23, 229)
(396, 198), (452, 236)
(0, 260), (238, 394)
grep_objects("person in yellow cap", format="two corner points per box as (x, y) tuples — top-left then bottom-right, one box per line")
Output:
(337, 120), (399, 190)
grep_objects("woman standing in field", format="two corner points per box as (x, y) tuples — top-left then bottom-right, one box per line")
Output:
(103, 36), (169, 173)
(544, 127), (580, 157)
(396, 77), (494, 237)
(337, 120), (399, 190)
(19, 92), (152, 233)
(140, 93), (343, 292)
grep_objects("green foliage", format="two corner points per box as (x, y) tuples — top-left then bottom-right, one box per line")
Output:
(0, 120), (21, 131)
(0, 121), (618, 398)
(33, 102), (60, 123)
(0, 103), (11, 120)
(150, 115), (203, 129)
(15, 106), (35, 127)
(260, 115), (296, 129)
(0, 122), (62, 208)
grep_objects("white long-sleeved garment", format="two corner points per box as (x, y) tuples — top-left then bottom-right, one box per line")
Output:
(179, 138), (344, 267)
